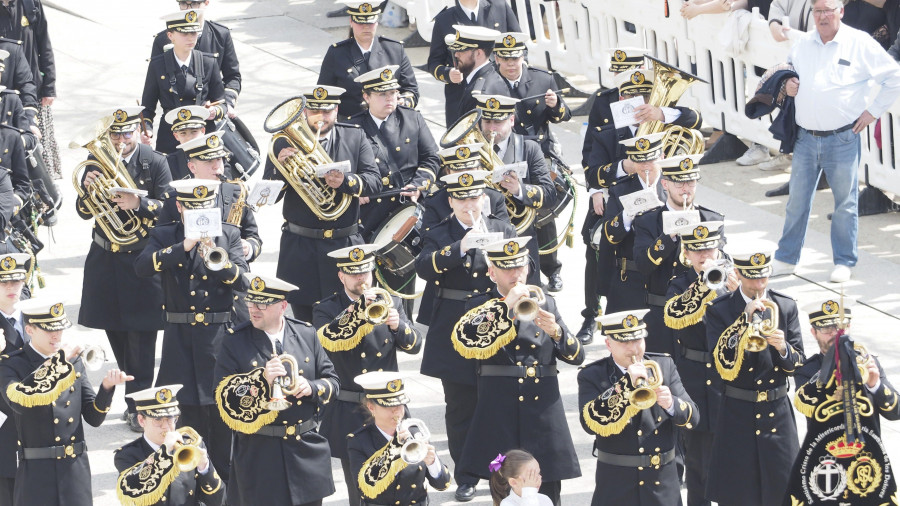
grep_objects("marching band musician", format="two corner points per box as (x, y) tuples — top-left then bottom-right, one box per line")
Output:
(313, 244), (421, 506)
(264, 84), (381, 323)
(475, 93), (555, 286)
(0, 168), (13, 240)
(163, 105), (210, 181)
(784, 300), (900, 505)
(633, 154), (724, 356)
(414, 169), (516, 502)
(141, 9), (229, 154)
(0, 253), (28, 505)
(114, 384), (225, 506)
(0, 297), (132, 506)
(452, 237), (583, 504)
(578, 309), (698, 506)
(494, 32), (572, 292)
(704, 242), (804, 506)
(662, 221), (736, 506)
(0, 47), (37, 126)
(215, 273), (339, 506)
(150, 0), (242, 116)
(135, 178), (249, 483)
(319, 1), (419, 120)
(438, 25), (510, 126)
(428, 0), (519, 125)
(348, 372), (451, 506)
(75, 106), (171, 432)
(0, 111), (28, 220)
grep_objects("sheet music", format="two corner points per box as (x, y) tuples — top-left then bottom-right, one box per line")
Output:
(314, 160), (351, 178)
(107, 186), (149, 198)
(662, 210), (701, 235)
(620, 187), (662, 217)
(183, 208), (223, 240)
(491, 162), (528, 183)
(247, 180), (284, 208)
(611, 96), (645, 129)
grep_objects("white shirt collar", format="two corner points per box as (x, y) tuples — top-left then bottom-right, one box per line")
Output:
(319, 129), (335, 144)
(739, 287), (768, 304)
(459, 0), (480, 20)
(28, 342), (51, 359)
(144, 435), (161, 452)
(0, 307), (19, 320)
(355, 39), (373, 55)
(264, 318), (286, 350)
(376, 425), (394, 441)
(494, 135), (511, 159)
(174, 52), (192, 69)
(369, 112), (386, 130)
(465, 59), (491, 84)
(123, 149), (136, 165)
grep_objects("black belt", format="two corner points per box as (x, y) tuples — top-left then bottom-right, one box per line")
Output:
(647, 293), (667, 307)
(724, 384), (788, 403)
(166, 311), (231, 324)
(337, 390), (366, 404)
(595, 447), (675, 468)
(362, 500), (428, 506)
(804, 123), (854, 137)
(255, 419), (319, 438)
(434, 287), (472, 301)
(477, 364), (558, 378)
(21, 441), (86, 460)
(284, 221), (358, 240)
(680, 345), (712, 363)
(616, 258), (640, 273)
(93, 233), (147, 254)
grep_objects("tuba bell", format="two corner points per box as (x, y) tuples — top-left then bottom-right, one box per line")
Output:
(512, 284), (546, 322)
(361, 284), (393, 325)
(70, 116), (149, 248)
(629, 357), (663, 410)
(168, 427), (203, 472)
(636, 55), (707, 156)
(398, 418), (431, 465)
(440, 109), (536, 234)
(263, 96), (351, 221)
(747, 299), (779, 352)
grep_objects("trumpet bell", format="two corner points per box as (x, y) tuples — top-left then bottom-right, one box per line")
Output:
(512, 285), (546, 322)
(203, 244), (229, 271)
(81, 344), (106, 372)
(400, 440), (429, 465)
(362, 286), (394, 325)
(747, 300), (780, 353)
(398, 418), (431, 464)
(266, 381), (292, 411)
(629, 358), (663, 410)
(170, 427), (203, 472)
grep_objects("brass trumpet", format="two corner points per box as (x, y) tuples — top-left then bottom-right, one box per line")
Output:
(79, 344), (106, 372)
(747, 299), (779, 353)
(702, 259), (732, 292)
(512, 284), (546, 322)
(266, 348), (302, 411)
(167, 427), (203, 472)
(629, 357), (663, 410)
(361, 284), (393, 325)
(398, 418), (431, 465)
(198, 237), (230, 271)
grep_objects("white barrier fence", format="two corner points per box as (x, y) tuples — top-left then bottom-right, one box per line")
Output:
(400, 0), (900, 198)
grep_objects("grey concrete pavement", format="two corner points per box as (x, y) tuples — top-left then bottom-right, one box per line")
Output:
(30, 0), (900, 504)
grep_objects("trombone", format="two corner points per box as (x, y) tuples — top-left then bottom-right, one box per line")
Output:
(629, 357), (663, 410)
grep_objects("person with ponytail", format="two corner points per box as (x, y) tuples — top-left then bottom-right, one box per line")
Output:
(488, 450), (553, 506)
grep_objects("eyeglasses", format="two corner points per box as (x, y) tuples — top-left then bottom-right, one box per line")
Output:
(247, 302), (275, 311)
(815, 325), (840, 336)
(109, 131), (135, 140)
(148, 416), (178, 427)
(812, 7), (840, 17)
(181, 1), (205, 9)
(671, 180), (698, 188)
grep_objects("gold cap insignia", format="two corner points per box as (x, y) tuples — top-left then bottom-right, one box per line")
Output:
(349, 247), (365, 262)
(623, 314), (639, 328)
(822, 300), (838, 315)
(614, 50), (626, 62)
(250, 277), (266, 292)
(156, 388), (172, 404)
(455, 31), (461, 41)
(50, 303), (64, 318)
(0, 257), (14, 271)
(636, 138), (651, 151)
(631, 71), (645, 85)
(455, 147), (471, 159)
(750, 253), (767, 266)
(313, 87), (328, 100)
(206, 135), (221, 149)
(486, 98), (500, 110)
(113, 109), (127, 123)
(193, 185), (209, 199)
(503, 34), (516, 48)
(693, 225), (709, 240)
(680, 158), (694, 170)
(458, 173), (474, 187)
(360, 3), (372, 13)
(380, 68), (393, 81)
(177, 109), (191, 122)
(185, 10), (198, 23)
(386, 379), (402, 392)
(503, 241), (519, 256)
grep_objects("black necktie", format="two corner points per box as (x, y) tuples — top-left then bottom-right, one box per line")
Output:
(275, 338), (284, 356)
(512, 81), (518, 90)
(493, 144), (501, 154)
(181, 64), (189, 76)
(320, 137), (329, 153)
(470, 12), (476, 22)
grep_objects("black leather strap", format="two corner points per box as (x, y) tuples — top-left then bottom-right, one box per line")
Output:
(647, 293), (668, 307)
(165, 311), (231, 324)
(93, 233), (147, 253)
(434, 287), (472, 301)
(284, 221), (358, 240)
(255, 419), (318, 438)
(337, 390), (366, 404)
(477, 364), (558, 378)
(616, 258), (640, 273)
(21, 441), (86, 460)
(805, 123), (853, 137)
(724, 384), (788, 403)
(595, 447), (675, 468)
(680, 345), (712, 363)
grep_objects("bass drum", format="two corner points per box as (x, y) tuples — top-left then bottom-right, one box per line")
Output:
(372, 203), (423, 278)
(535, 164), (575, 228)
(217, 117), (261, 181)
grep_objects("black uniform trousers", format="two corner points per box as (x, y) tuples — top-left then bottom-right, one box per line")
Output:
(683, 429), (714, 506)
(178, 404), (232, 487)
(0, 477), (11, 506)
(536, 220), (562, 278)
(105, 330), (157, 413)
(441, 379), (479, 486)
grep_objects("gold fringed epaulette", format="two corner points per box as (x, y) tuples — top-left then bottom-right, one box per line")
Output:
(713, 313), (751, 381)
(317, 299), (373, 352)
(116, 447), (179, 506)
(215, 367), (279, 434)
(6, 350), (76, 407)
(451, 298), (516, 360)
(582, 375), (641, 437)
(358, 433), (408, 499)
(664, 280), (717, 330)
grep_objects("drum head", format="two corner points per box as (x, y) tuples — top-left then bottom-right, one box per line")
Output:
(440, 109), (482, 148)
(373, 204), (417, 247)
(264, 96), (307, 134)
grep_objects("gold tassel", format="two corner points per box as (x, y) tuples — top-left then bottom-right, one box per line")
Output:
(317, 321), (373, 353)
(713, 314), (751, 382)
(214, 370), (279, 434)
(358, 436), (409, 499)
(451, 300), (516, 360)
(6, 351), (76, 408)
(116, 454), (181, 506)
(581, 399), (641, 437)
(664, 282), (717, 330)
(793, 383), (818, 418)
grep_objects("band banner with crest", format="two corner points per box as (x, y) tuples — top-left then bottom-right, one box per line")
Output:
(358, 433), (409, 499)
(664, 279), (716, 330)
(713, 312), (751, 381)
(451, 298), (516, 360)
(116, 448), (179, 506)
(215, 367), (278, 434)
(6, 350), (76, 407)
(317, 298), (373, 352)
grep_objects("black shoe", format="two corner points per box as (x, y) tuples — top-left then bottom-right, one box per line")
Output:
(121, 409), (128, 421)
(548, 272), (563, 292)
(126, 413), (143, 433)
(765, 182), (790, 197)
(455, 484), (476, 502)
(576, 316), (595, 345)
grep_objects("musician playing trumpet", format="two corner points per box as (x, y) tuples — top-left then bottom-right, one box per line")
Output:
(114, 384), (224, 506)
(136, 178), (248, 483)
(452, 237), (582, 504)
(578, 309), (697, 506)
(348, 372), (450, 506)
(313, 244), (420, 506)
(215, 273), (339, 506)
(704, 243), (804, 506)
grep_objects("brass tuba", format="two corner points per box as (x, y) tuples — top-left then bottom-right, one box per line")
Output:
(168, 427), (203, 472)
(512, 284), (546, 322)
(361, 284), (393, 325)
(440, 109), (536, 234)
(747, 299), (779, 352)
(70, 116), (148, 247)
(263, 96), (351, 221)
(630, 357), (663, 410)
(636, 56), (707, 156)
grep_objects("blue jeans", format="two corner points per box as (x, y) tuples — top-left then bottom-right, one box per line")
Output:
(776, 127), (859, 267)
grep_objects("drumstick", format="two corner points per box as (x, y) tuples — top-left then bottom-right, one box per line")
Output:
(391, 215), (419, 243)
(367, 184), (428, 200)
(518, 88), (571, 102)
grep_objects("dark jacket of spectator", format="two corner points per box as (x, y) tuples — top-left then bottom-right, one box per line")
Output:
(745, 67), (799, 154)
